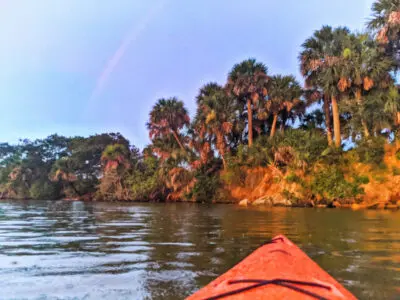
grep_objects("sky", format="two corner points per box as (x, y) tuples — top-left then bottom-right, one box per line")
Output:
(0, 0), (375, 148)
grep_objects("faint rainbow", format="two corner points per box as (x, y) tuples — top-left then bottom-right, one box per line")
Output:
(89, 0), (167, 102)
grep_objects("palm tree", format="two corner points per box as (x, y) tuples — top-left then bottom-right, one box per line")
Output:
(50, 157), (79, 197)
(101, 144), (131, 172)
(100, 144), (131, 200)
(227, 58), (269, 146)
(147, 98), (190, 152)
(342, 33), (394, 137)
(368, 0), (400, 67)
(267, 75), (302, 137)
(300, 26), (351, 147)
(194, 83), (235, 169)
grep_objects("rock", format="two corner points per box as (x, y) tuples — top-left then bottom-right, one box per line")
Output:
(238, 199), (249, 206)
(377, 202), (386, 209)
(272, 197), (292, 207)
(367, 202), (386, 209)
(252, 197), (272, 206)
(332, 201), (341, 208)
(352, 203), (367, 210)
(385, 204), (398, 210)
(316, 204), (327, 208)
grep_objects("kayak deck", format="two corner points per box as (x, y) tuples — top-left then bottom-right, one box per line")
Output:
(187, 235), (356, 300)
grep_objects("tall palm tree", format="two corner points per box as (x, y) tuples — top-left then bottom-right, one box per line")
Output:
(368, 0), (400, 67)
(300, 26), (351, 147)
(342, 33), (394, 137)
(147, 98), (190, 152)
(267, 75), (302, 137)
(194, 83), (235, 169)
(227, 58), (269, 146)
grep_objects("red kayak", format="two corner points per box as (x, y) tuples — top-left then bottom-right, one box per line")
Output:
(187, 235), (356, 300)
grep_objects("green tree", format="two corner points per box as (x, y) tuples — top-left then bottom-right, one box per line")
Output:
(300, 26), (351, 147)
(339, 33), (395, 138)
(267, 75), (302, 137)
(368, 0), (400, 68)
(194, 83), (236, 169)
(227, 58), (269, 146)
(98, 144), (132, 200)
(147, 98), (190, 152)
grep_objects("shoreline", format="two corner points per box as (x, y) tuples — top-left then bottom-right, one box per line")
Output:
(1, 197), (399, 210)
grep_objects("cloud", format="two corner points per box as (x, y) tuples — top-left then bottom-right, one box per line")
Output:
(89, 0), (167, 102)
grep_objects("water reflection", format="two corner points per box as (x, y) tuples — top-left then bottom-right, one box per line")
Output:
(0, 201), (399, 299)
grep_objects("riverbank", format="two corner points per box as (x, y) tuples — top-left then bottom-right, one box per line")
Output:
(1, 139), (400, 206)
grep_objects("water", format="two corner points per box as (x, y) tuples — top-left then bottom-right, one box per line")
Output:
(0, 201), (399, 300)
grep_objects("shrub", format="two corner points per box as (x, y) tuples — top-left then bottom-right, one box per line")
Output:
(355, 175), (370, 185)
(372, 174), (387, 184)
(281, 189), (301, 203)
(285, 172), (302, 184)
(221, 166), (246, 186)
(393, 167), (400, 176)
(309, 168), (364, 202)
(187, 161), (221, 203)
(29, 180), (58, 200)
(356, 137), (386, 165)
(189, 172), (220, 203)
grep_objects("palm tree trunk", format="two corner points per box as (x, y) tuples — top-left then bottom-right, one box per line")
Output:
(280, 113), (287, 133)
(221, 155), (227, 170)
(172, 130), (186, 152)
(331, 96), (341, 148)
(323, 94), (333, 146)
(247, 99), (253, 146)
(362, 120), (370, 138)
(270, 113), (278, 138)
(355, 88), (370, 139)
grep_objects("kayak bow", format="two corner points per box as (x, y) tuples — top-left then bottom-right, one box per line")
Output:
(187, 235), (356, 300)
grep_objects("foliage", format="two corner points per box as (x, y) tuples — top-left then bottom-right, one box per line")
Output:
(396, 150), (400, 160)
(29, 180), (58, 200)
(128, 156), (165, 201)
(187, 161), (222, 203)
(285, 173), (302, 184)
(392, 166), (400, 175)
(309, 168), (365, 202)
(355, 137), (386, 165)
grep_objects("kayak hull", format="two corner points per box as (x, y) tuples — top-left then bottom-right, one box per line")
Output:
(187, 235), (356, 300)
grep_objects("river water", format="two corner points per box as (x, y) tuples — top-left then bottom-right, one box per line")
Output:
(0, 200), (399, 300)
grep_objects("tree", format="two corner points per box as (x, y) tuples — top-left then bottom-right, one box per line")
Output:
(227, 58), (269, 146)
(300, 26), (351, 147)
(99, 144), (132, 200)
(267, 75), (302, 137)
(50, 157), (79, 197)
(340, 33), (394, 138)
(194, 83), (236, 169)
(147, 98), (190, 152)
(368, 0), (400, 68)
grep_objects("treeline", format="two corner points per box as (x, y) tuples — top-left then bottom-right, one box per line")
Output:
(1, 0), (400, 203)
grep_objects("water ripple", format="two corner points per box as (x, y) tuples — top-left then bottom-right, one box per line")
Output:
(0, 200), (399, 299)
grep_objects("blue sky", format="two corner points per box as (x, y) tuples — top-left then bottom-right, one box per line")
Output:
(0, 0), (374, 148)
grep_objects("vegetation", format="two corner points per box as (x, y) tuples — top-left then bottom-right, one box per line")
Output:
(1, 0), (399, 204)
